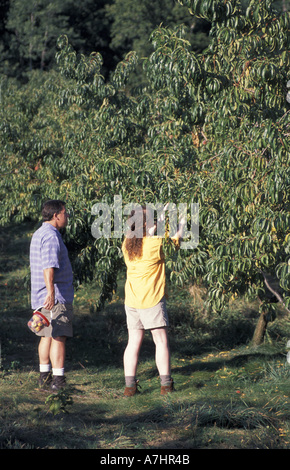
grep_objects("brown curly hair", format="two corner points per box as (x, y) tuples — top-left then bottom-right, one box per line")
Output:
(124, 206), (147, 261)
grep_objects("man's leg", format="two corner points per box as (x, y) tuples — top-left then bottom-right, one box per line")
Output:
(38, 336), (67, 390)
(50, 336), (67, 391)
(38, 337), (52, 364)
(50, 336), (66, 369)
(38, 337), (52, 389)
(38, 336), (66, 369)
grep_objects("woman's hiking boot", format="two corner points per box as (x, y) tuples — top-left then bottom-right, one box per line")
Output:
(124, 380), (141, 397)
(160, 378), (174, 395)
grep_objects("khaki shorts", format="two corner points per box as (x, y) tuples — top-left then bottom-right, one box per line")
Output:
(37, 302), (73, 338)
(125, 296), (168, 330)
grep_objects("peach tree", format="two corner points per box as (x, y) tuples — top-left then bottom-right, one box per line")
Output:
(0, 0), (289, 343)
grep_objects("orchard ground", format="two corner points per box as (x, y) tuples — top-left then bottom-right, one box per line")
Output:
(0, 222), (290, 449)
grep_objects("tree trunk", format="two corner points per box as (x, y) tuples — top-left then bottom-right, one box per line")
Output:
(252, 311), (268, 346)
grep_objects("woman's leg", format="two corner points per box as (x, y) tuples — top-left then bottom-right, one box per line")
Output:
(150, 326), (170, 376)
(151, 327), (173, 394)
(123, 328), (145, 378)
(123, 329), (145, 396)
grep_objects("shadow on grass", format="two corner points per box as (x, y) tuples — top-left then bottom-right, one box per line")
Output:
(0, 392), (284, 449)
(170, 351), (285, 378)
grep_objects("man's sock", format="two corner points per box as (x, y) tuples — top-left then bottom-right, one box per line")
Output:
(52, 367), (65, 376)
(39, 363), (51, 373)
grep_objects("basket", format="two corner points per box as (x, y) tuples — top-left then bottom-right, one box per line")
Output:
(28, 309), (50, 333)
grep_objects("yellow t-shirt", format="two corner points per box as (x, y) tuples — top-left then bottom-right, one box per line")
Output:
(122, 236), (167, 309)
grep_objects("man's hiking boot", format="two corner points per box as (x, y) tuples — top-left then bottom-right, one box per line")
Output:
(39, 371), (52, 390)
(51, 375), (66, 392)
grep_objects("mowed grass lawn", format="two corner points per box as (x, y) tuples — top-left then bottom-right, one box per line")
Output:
(0, 222), (290, 450)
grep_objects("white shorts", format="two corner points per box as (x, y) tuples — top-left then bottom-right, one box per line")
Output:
(125, 296), (169, 330)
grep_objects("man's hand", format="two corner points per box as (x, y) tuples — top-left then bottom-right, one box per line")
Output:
(43, 292), (55, 310)
(43, 268), (55, 310)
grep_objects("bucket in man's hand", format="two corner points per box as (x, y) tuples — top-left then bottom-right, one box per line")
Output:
(28, 309), (50, 333)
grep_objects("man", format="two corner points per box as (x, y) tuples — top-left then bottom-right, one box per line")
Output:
(30, 200), (74, 391)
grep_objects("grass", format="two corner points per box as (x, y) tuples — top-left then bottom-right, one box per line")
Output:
(0, 221), (290, 450)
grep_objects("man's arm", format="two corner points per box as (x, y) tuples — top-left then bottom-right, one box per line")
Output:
(43, 267), (55, 310)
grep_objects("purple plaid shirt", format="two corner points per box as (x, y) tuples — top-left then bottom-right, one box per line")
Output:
(30, 222), (74, 309)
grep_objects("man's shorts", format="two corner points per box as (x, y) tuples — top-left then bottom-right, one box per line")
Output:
(37, 302), (73, 338)
(125, 296), (169, 330)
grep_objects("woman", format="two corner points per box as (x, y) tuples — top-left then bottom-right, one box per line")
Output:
(121, 204), (185, 396)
